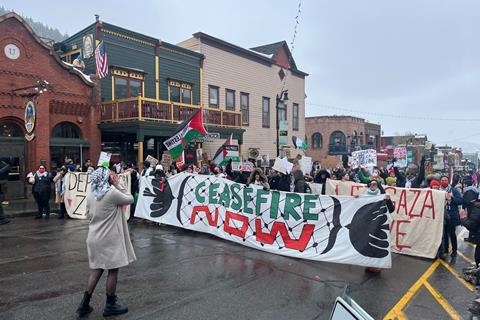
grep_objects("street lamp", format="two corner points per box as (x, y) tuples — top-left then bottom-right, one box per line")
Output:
(276, 90), (289, 157)
(12, 80), (49, 96)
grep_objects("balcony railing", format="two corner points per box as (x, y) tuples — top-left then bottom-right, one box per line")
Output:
(101, 97), (242, 128)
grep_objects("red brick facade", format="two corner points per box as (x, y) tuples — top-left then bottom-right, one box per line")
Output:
(0, 13), (100, 175)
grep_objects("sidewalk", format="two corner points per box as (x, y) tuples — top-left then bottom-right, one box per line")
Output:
(2, 197), (59, 218)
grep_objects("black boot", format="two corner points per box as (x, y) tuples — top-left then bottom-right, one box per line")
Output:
(103, 295), (128, 317)
(76, 291), (93, 317)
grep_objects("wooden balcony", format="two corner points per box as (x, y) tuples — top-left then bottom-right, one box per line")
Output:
(100, 97), (242, 128)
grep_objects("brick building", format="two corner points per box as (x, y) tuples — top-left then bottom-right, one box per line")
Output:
(0, 12), (100, 199)
(305, 115), (381, 162)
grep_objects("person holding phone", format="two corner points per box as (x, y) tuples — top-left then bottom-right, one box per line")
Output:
(76, 167), (136, 317)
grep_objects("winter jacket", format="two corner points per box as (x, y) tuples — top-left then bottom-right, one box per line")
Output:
(444, 186), (463, 226)
(247, 168), (269, 190)
(293, 169), (307, 193)
(32, 172), (52, 195)
(393, 167), (406, 188)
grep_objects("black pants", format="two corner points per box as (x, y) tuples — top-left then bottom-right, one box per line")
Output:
(58, 202), (66, 217)
(33, 192), (50, 216)
(442, 221), (457, 253)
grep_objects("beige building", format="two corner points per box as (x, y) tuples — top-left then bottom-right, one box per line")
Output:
(178, 33), (307, 162)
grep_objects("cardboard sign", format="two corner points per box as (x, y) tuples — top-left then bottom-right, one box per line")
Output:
(351, 149), (377, 168)
(232, 161), (254, 172)
(145, 155), (159, 167)
(64, 171), (131, 220)
(272, 157), (293, 175)
(323, 179), (446, 259)
(394, 147), (407, 168)
(135, 173), (391, 268)
(299, 156), (313, 174)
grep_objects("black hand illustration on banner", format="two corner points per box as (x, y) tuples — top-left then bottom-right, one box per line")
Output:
(143, 178), (174, 218)
(176, 175), (193, 224)
(346, 201), (389, 258)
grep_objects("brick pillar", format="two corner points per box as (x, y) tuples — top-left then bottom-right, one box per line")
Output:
(34, 94), (50, 169)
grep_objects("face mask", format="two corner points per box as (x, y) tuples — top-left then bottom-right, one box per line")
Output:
(39, 167), (45, 174)
(441, 180), (449, 188)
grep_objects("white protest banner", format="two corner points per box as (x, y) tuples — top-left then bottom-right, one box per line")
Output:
(351, 149), (377, 168)
(299, 156), (313, 174)
(323, 179), (446, 259)
(98, 151), (111, 168)
(309, 182), (323, 195)
(394, 147), (407, 168)
(64, 172), (90, 219)
(64, 171), (131, 220)
(145, 155), (159, 167)
(135, 173), (392, 268)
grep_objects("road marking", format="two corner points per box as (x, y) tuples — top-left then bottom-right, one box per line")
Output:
(457, 251), (475, 265)
(438, 258), (475, 292)
(423, 280), (462, 320)
(383, 260), (440, 320)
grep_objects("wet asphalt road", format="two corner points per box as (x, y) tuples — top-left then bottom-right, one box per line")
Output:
(0, 217), (477, 320)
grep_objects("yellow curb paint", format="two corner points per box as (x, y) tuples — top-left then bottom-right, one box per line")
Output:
(423, 281), (462, 320)
(457, 250), (475, 265)
(438, 259), (475, 292)
(383, 260), (440, 320)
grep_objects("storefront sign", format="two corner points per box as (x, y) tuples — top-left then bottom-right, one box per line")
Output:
(24, 100), (36, 141)
(135, 173), (391, 268)
(83, 34), (94, 58)
(322, 179), (446, 259)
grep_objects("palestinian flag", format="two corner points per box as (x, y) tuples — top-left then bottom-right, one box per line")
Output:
(292, 136), (308, 150)
(163, 109), (208, 159)
(212, 134), (237, 166)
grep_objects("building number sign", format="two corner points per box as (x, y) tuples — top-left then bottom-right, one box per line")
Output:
(4, 44), (20, 60)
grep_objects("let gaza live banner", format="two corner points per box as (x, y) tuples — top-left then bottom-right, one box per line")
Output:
(63, 172), (131, 220)
(135, 172), (392, 268)
(321, 179), (446, 259)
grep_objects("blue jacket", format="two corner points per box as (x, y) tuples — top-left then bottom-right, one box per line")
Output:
(445, 186), (463, 226)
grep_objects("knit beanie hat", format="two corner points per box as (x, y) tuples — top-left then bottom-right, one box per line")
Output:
(385, 177), (397, 185)
(429, 180), (440, 188)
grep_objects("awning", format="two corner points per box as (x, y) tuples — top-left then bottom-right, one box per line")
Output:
(50, 138), (91, 147)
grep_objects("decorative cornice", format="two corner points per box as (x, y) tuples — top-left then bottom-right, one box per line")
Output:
(49, 100), (89, 116)
(101, 28), (155, 47)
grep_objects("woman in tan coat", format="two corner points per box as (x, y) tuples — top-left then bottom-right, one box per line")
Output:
(76, 167), (136, 317)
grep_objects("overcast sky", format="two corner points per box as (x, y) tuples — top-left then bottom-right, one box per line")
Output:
(4, 0), (480, 152)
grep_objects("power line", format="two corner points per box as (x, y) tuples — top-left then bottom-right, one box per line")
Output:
(306, 102), (480, 122)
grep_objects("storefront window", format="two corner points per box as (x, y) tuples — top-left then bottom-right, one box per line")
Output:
(115, 77), (128, 99)
(170, 86), (181, 102)
(182, 88), (192, 104)
(0, 123), (22, 137)
(51, 122), (82, 139)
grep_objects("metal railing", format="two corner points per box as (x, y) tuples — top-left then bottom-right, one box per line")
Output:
(100, 96), (242, 128)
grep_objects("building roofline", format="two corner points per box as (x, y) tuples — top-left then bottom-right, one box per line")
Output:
(0, 12), (94, 86)
(192, 32), (308, 76)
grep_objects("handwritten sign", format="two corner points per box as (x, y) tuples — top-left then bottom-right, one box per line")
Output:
(394, 147), (407, 168)
(351, 149), (377, 168)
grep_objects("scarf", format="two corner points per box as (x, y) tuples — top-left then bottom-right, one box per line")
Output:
(90, 167), (111, 200)
(35, 170), (48, 178)
(367, 188), (380, 196)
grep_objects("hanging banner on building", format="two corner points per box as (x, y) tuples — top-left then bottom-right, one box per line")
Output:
(351, 149), (377, 168)
(24, 100), (36, 141)
(135, 173), (392, 268)
(322, 179), (445, 259)
(63, 171), (131, 220)
(394, 147), (407, 168)
(83, 34), (94, 58)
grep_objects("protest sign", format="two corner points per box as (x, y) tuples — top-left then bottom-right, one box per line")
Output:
(394, 147), (407, 168)
(260, 154), (270, 167)
(135, 173), (392, 268)
(98, 151), (111, 168)
(351, 149), (377, 168)
(323, 179), (445, 259)
(299, 156), (313, 174)
(232, 161), (254, 172)
(63, 171), (131, 220)
(272, 157), (293, 175)
(145, 155), (159, 167)
(161, 152), (172, 168)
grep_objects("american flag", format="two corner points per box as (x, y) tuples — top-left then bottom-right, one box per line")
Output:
(94, 41), (108, 79)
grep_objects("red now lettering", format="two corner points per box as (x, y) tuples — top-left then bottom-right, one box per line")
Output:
(224, 211), (249, 238)
(190, 206), (219, 226)
(255, 219), (314, 251)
